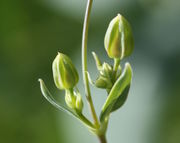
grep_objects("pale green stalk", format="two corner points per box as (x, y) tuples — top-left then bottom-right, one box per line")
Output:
(82, 0), (99, 127)
(113, 58), (120, 72)
(113, 58), (120, 80)
(82, 0), (107, 143)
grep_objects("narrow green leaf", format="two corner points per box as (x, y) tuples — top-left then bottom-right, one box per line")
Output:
(100, 63), (132, 122)
(38, 79), (94, 129)
(39, 79), (79, 117)
(92, 51), (102, 71)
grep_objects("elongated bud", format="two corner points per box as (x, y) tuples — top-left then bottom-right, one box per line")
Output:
(75, 92), (84, 114)
(104, 14), (134, 59)
(65, 89), (76, 109)
(65, 89), (83, 114)
(52, 53), (79, 90)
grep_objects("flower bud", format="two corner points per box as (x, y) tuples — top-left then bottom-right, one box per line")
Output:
(65, 90), (76, 109)
(95, 75), (112, 89)
(95, 63), (113, 90)
(100, 63), (113, 78)
(75, 92), (84, 114)
(104, 14), (134, 59)
(65, 89), (83, 114)
(52, 53), (79, 90)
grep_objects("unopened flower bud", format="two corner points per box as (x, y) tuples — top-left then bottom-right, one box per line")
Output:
(52, 53), (79, 90)
(95, 75), (112, 89)
(65, 89), (83, 114)
(104, 14), (134, 59)
(65, 89), (76, 109)
(101, 63), (113, 77)
(95, 63), (113, 90)
(75, 92), (83, 114)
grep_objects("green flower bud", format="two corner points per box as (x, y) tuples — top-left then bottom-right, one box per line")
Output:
(95, 75), (112, 89)
(100, 63), (113, 78)
(95, 63), (113, 90)
(75, 92), (84, 114)
(104, 14), (134, 59)
(65, 90), (76, 109)
(65, 89), (83, 114)
(52, 53), (79, 90)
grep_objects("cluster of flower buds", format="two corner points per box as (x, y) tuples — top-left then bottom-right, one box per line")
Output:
(92, 52), (122, 93)
(52, 53), (83, 114)
(92, 52), (120, 92)
(39, 12), (134, 136)
(93, 14), (134, 92)
(65, 89), (83, 114)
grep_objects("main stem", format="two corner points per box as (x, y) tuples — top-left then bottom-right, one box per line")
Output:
(82, 1), (108, 143)
(82, 0), (99, 128)
(98, 135), (107, 143)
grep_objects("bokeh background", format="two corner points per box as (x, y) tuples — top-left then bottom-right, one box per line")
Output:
(0, 0), (180, 143)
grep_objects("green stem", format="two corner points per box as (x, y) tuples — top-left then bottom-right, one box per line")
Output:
(78, 113), (95, 129)
(113, 58), (120, 72)
(113, 58), (120, 81)
(82, 0), (100, 128)
(98, 134), (107, 143)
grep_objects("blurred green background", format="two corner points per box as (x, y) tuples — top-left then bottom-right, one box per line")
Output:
(0, 0), (180, 143)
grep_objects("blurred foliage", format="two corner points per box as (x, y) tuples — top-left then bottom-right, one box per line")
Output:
(153, 51), (180, 143)
(0, 0), (81, 142)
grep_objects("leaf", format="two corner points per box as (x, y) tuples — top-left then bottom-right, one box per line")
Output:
(38, 79), (94, 129)
(39, 79), (78, 117)
(92, 51), (102, 71)
(100, 63), (132, 122)
(111, 84), (130, 112)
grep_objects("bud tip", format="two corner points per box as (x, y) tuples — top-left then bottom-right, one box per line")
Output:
(38, 78), (42, 83)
